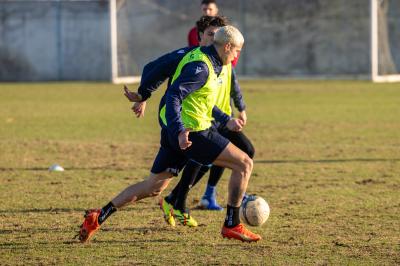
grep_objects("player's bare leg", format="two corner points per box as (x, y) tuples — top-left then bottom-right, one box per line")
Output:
(112, 172), (173, 208)
(213, 143), (252, 206)
(213, 143), (261, 242)
(77, 172), (173, 243)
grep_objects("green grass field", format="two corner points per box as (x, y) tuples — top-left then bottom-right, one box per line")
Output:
(0, 81), (399, 265)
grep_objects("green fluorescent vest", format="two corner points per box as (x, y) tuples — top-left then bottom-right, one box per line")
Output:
(215, 61), (232, 116)
(160, 47), (224, 132)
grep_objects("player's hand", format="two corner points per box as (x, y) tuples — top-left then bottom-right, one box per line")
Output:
(178, 129), (192, 150)
(226, 118), (244, 132)
(123, 85), (142, 102)
(132, 101), (146, 118)
(238, 110), (247, 126)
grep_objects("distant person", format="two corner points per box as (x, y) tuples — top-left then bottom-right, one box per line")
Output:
(188, 0), (240, 67)
(188, 0), (219, 47)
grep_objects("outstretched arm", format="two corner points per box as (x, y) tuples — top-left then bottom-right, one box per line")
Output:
(123, 85), (146, 118)
(123, 48), (191, 117)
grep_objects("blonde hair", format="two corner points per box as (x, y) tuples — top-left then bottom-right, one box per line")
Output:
(214, 25), (244, 47)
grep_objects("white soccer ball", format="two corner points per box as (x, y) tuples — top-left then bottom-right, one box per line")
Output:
(240, 195), (270, 226)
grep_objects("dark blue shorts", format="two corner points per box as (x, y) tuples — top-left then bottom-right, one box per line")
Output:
(184, 127), (229, 165)
(151, 128), (187, 176)
(150, 127), (229, 176)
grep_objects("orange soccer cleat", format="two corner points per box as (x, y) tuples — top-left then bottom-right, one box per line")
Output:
(78, 209), (101, 243)
(221, 223), (261, 242)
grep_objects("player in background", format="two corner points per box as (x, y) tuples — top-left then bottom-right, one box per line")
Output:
(77, 26), (261, 243)
(124, 16), (254, 216)
(188, 0), (219, 47)
(188, 0), (240, 67)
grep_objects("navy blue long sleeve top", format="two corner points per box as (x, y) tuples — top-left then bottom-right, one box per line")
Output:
(138, 47), (195, 101)
(165, 45), (232, 138)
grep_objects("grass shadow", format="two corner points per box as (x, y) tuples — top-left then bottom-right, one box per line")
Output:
(0, 207), (86, 214)
(255, 158), (400, 164)
(0, 166), (135, 171)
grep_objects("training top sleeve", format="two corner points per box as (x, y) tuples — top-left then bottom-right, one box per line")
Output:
(212, 106), (231, 125)
(138, 48), (188, 101)
(230, 69), (246, 112)
(165, 61), (209, 138)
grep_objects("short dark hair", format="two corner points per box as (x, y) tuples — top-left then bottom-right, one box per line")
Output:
(201, 0), (217, 5)
(196, 15), (228, 41)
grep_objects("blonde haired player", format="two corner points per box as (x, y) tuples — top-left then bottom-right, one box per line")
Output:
(77, 25), (261, 243)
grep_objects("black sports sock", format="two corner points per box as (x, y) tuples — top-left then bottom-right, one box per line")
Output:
(191, 164), (211, 187)
(98, 202), (117, 225)
(173, 160), (202, 212)
(165, 188), (178, 205)
(166, 163), (209, 206)
(207, 165), (224, 187)
(164, 161), (210, 205)
(224, 205), (240, 228)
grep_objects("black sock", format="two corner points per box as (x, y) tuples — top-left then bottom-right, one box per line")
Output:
(208, 165), (224, 187)
(164, 192), (176, 205)
(191, 164), (211, 187)
(165, 163), (208, 206)
(224, 205), (240, 228)
(98, 202), (117, 225)
(173, 160), (202, 212)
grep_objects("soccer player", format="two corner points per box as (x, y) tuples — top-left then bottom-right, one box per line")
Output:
(162, 25), (259, 241)
(78, 26), (261, 243)
(125, 16), (253, 214)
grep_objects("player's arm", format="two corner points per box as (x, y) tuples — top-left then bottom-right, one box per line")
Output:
(137, 58), (172, 101)
(230, 68), (247, 125)
(165, 61), (209, 149)
(123, 58), (170, 117)
(213, 105), (243, 132)
(124, 54), (176, 102)
(124, 49), (188, 117)
(126, 48), (193, 102)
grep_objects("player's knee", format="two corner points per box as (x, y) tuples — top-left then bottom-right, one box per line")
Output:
(146, 179), (165, 197)
(244, 155), (253, 175)
(149, 189), (163, 197)
(239, 154), (253, 178)
(148, 183), (165, 197)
